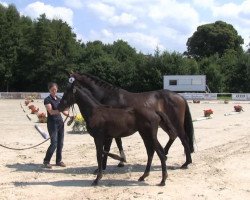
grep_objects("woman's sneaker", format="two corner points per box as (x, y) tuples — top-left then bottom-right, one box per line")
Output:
(43, 162), (52, 169)
(56, 161), (66, 167)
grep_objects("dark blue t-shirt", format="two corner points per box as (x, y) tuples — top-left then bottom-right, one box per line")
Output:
(44, 95), (63, 121)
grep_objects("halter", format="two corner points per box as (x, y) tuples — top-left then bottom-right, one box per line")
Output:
(63, 77), (78, 123)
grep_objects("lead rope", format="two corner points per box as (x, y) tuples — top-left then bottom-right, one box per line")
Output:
(65, 105), (77, 126)
(0, 107), (73, 151)
(0, 139), (50, 151)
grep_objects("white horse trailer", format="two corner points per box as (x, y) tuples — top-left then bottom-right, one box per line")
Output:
(163, 75), (206, 92)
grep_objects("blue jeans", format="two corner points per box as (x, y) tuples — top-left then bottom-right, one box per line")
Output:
(44, 119), (64, 164)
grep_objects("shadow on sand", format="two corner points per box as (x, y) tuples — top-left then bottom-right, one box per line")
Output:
(13, 178), (148, 188)
(7, 162), (182, 187)
(6, 163), (182, 175)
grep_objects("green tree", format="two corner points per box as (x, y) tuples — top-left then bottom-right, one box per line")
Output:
(108, 40), (138, 90)
(20, 14), (82, 91)
(186, 21), (244, 59)
(221, 52), (250, 92)
(160, 51), (198, 75)
(198, 55), (223, 92)
(0, 4), (20, 91)
(133, 53), (162, 92)
(13, 16), (35, 91)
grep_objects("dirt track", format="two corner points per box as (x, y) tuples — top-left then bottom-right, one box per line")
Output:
(0, 100), (249, 200)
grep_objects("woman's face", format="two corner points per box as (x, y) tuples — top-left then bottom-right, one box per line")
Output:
(49, 85), (58, 96)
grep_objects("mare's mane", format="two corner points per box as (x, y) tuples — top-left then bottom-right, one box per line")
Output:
(75, 82), (133, 111)
(75, 86), (101, 105)
(76, 72), (120, 91)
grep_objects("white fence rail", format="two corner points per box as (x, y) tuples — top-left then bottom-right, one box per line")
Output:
(180, 93), (217, 100)
(0, 92), (63, 99)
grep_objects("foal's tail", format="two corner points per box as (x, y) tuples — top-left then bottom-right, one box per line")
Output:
(156, 111), (177, 136)
(184, 100), (194, 153)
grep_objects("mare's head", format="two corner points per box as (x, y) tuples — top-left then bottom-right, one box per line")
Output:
(58, 74), (101, 112)
(58, 76), (77, 112)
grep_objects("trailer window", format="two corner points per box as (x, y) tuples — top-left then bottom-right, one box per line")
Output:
(169, 80), (177, 85)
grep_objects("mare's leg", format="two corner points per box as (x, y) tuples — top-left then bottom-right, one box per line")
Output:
(178, 128), (192, 169)
(138, 132), (155, 182)
(92, 136), (104, 186)
(115, 138), (126, 167)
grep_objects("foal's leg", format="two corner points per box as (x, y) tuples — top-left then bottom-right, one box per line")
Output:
(164, 138), (175, 155)
(160, 122), (177, 155)
(152, 138), (168, 186)
(102, 137), (113, 170)
(138, 132), (155, 182)
(115, 138), (126, 167)
(92, 136), (104, 186)
(93, 137), (113, 174)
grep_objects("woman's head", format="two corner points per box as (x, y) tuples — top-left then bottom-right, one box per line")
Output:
(48, 82), (58, 96)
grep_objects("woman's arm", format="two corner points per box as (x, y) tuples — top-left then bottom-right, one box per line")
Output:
(45, 104), (71, 117)
(45, 104), (60, 115)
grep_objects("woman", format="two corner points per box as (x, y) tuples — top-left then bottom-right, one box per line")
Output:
(43, 82), (70, 169)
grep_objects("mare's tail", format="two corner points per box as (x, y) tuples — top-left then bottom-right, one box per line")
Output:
(184, 100), (194, 153)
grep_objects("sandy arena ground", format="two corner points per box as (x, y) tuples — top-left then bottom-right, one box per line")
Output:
(0, 99), (249, 200)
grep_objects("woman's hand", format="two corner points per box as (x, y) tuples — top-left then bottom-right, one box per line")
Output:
(67, 116), (75, 126)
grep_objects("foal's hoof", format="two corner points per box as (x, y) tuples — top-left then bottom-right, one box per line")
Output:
(164, 156), (168, 161)
(117, 162), (125, 168)
(181, 162), (190, 169)
(91, 181), (98, 186)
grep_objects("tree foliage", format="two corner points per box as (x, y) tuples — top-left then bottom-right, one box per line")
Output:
(186, 21), (244, 59)
(0, 4), (249, 93)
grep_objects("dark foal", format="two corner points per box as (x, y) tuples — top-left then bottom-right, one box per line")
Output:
(58, 79), (167, 186)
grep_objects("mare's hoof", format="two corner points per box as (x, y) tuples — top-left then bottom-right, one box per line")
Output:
(117, 162), (125, 168)
(180, 164), (188, 169)
(157, 182), (166, 186)
(138, 177), (145, 182)
(93, 168), (105, 174)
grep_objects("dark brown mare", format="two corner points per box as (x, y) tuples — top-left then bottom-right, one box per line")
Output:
(58, 78), (168, 186)
(68, 73), (194, 168)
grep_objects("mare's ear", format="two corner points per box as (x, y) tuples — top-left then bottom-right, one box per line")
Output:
(62, 69), (74, 77)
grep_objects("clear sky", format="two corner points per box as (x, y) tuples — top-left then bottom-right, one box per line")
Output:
(1, 0), (249, 54)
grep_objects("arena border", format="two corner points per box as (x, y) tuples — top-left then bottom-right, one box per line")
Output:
(179, 93), (250, 101)
(0, 92), (250, 101)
